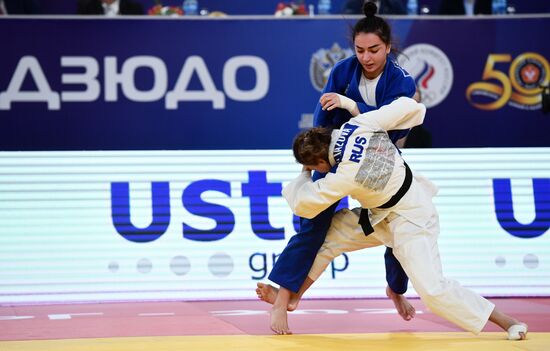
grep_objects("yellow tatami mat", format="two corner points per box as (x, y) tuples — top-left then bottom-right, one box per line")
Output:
(1, 333), (548, 351)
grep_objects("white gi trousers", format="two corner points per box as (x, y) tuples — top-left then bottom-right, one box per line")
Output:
(308, 174), (495, 334)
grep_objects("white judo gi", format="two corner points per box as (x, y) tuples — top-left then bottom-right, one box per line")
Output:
(283, 97), (495, 334)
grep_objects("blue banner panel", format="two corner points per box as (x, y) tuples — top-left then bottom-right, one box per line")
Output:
(0, 16), (549, 150)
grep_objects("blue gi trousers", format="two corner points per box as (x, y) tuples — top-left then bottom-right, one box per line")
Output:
(268, 170), (409, 294)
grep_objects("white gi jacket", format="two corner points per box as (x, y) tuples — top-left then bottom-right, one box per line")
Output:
(283, 97), (427, 228)
(283, 97), (496, 334)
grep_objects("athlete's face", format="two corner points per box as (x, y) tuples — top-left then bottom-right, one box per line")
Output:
(304, 159), (331, 173)
(354, 32), (390, 79)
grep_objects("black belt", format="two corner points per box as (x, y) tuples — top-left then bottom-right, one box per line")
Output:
(359, 162), (413, 236)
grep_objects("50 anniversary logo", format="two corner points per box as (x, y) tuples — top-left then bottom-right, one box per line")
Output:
(466, 52), (549, 111)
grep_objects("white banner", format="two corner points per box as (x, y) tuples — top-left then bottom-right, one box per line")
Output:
(0, 148), (549, 303)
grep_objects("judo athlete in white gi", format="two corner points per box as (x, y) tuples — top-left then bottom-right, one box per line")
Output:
(280, 97), (528, 339)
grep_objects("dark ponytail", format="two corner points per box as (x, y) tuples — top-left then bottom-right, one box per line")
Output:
(363, 1), (377, 17)
(352, 1), (393, 49)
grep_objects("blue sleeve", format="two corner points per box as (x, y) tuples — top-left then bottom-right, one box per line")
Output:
(313, 61), (353, 127)
(380, 62), (417, 143)
(314, 70), (338, 127)
(381, 77), (416, 105)
(313, 97), (329, 127)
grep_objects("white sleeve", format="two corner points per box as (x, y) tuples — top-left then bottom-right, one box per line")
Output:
(350, 97), (426, 131)
(282, 170), (353, 219)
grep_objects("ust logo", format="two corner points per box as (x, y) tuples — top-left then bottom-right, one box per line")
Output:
(110, 171), (285, 243)
(493, 178), (550, 238)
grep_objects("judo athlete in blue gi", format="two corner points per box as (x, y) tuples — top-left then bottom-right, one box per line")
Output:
(278, 97), (528, 339)
(257, 1), (417, 325)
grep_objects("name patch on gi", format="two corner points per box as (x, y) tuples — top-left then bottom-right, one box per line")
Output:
(333, 123), (358, 164)
(349, 136), (367, 163)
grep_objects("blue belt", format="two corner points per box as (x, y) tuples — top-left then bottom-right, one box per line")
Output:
(359, 162), (412, 236)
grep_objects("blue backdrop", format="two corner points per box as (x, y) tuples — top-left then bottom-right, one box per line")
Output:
(1, 16), (549, 150)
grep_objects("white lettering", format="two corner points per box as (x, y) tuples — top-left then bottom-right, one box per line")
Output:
(104, 56), (122, 101)
(166, 56), (225, 109)
(61, 56), (100, 102)
(0, 56), (60, 110)
(123, 56), (167, 102)
(223, 56), (269, 101)
(104, 56), (168, 102)
(1, 55), (270, 110)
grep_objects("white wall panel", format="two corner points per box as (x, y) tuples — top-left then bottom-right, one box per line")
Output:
(0, 148), (549, 303)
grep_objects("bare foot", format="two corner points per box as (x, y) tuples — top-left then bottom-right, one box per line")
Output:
(386, 286), (415, 321)
(256, 282), (277, 304)
(256, 283), (299, 311)
(270, 305), (292, 335)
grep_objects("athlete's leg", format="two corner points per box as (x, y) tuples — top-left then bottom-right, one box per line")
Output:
(385, 247), (408, 294)
(384, 247), (415, 320)
(268, 200), (339, 293)
(391, 211), (495, 334)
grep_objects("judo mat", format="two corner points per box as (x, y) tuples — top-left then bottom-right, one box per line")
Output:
(1, 297), (549, 351)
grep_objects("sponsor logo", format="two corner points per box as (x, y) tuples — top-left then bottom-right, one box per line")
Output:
(466, 52), (549, 110)
(493, 178), (550, 238)
(310, 43), (353, 92)
(398, 44), (454, 108)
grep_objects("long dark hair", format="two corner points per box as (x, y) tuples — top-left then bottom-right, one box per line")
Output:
(351, 1), (399, 56)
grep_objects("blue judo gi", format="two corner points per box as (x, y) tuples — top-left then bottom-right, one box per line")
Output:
(269, 55), (416, 293)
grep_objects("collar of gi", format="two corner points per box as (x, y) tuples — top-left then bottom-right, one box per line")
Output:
(328, 129), (340, 167)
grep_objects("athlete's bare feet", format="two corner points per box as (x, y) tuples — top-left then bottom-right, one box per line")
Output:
(256, 283), (299, 311)
(270, 305), (292, 335)
(386, 286), (415, 321)
(256, 283), (277, 304)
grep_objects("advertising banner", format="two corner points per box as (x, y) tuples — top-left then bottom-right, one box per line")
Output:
(1, 16), (549, 150)
(0, 148), (549, 303)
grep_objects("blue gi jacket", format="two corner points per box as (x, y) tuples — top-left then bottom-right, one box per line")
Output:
(313, 55), (416, 143)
